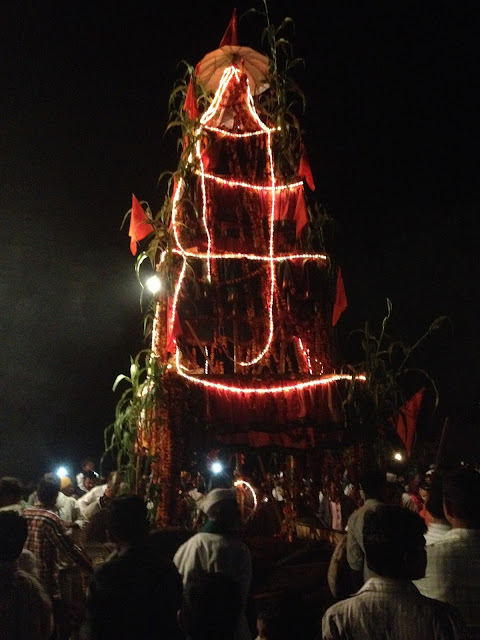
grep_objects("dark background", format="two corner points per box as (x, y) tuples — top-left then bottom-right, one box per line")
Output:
(1, 1), (479, 483)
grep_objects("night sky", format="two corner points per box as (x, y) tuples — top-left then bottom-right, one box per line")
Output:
(1, 1), (479, 482)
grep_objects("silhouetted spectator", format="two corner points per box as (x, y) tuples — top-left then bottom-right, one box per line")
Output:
(322, 505), (468, 639)
(81, 494), (182, 640)
(174, 488), (252, 640)
(318, 479), (355, 531)
(0, 511), (53, 639)
(0, 476), (26, 513)
(346, 469), (386, 587)
(180, 570), (241, 640)
(255, 590), (317, 640)
(0, 476), (38, 576)
(415, 467), (480, 637)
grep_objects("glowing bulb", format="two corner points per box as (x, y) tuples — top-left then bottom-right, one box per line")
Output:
(210, 461), (223, 474)
(56, 466), (68, 478)
(394, 452), (403, 461)
(146, 275), (162, 294)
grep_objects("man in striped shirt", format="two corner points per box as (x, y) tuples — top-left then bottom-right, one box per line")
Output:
(24, 475), (92, 637)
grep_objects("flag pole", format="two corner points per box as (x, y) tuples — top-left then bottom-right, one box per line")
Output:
(435, 416), (450, 469)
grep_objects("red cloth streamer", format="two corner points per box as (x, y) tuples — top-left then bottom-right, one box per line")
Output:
(396, 388), (425, 456)
(332, 267), (347, 326)
(166, 296), (182, 353)
(129, 195), (154, 255)
(183, 77), (199, 120)
(298, 142), (315, 191)
(219, 8), (238, 47)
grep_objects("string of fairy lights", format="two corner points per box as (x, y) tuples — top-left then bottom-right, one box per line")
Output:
(158, 64), (364, 395)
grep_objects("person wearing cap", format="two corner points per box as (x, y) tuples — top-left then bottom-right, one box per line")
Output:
(174, 487), (252, 640)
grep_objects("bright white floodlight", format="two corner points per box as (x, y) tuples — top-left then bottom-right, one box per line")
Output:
(393, 452), (403, 462)
(56, 466), (68, 478)
(210, 461), (223, 475)
(146, 275), (162, 294)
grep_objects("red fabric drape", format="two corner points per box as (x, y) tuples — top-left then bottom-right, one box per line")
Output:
(129, 195), (154, 255)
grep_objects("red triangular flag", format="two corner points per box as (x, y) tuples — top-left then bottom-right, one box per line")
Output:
(294, 190), (309, 237)
(183, 77), (199, 120)
(299, 142), (315, 191)
(396, 388), (425, 456)
(219, 8), (238, 47)
(332, 268), (347, 326)
(166, 296), (182, 352)
(129, 195), (154, 256)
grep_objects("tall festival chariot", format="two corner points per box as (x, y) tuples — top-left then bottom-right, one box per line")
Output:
(117, 10), (368, 526)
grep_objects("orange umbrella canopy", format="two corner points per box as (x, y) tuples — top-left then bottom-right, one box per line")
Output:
(196, 45), (270, 96)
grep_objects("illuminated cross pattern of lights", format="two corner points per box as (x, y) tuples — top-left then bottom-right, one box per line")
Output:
(165, 64), (364, 393)
(234, 479), (258, 511)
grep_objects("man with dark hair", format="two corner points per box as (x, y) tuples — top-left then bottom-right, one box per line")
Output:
(322, 505), (468, 639)
(0, 511), (53, 639)
(346, 469), (386, 587)
(174, 488), (252, 640)
(81, 494), (182, 640)
(0, 476), (25, 512)
(415, 467), (480, 636)
(76, 458), (97, 496)
(180, 570), (241, 640)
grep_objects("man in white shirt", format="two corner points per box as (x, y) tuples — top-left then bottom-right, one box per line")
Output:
(322, 505), (468, 640)
(415, 467), (480, 636)
(174, 488), (252, 640)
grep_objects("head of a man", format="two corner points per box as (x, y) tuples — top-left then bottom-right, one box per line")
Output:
(0, 511), (28, 563)
(256, 591), (316, 640)
(81, 458), (95, 473)
(38, 474), (60, 509)
(442, 467), (480, 529)
(360, 469), (386, 501)
(364, 505), (427, 580)
(0, 477), (23, 508)
(327, 480), (340, 503)
(180, 570), (241, 640)
(106, 494), (148, 546)
(202, 488), (239, 529)
(424, 473), (447, 523)
(83, 470), (97, 492)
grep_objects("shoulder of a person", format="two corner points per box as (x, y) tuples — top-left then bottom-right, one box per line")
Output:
(14, 568), (48, 593)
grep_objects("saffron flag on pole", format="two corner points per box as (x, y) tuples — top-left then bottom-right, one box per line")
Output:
(332, 267), (347, 326)
(129, 194), (153, 256)
(183, 76), (199, 120)
(219, 8), (238, 47)
(396, 388), (425, 456)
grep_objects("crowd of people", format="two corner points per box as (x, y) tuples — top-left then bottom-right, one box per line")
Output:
(0, 457), (479, 640)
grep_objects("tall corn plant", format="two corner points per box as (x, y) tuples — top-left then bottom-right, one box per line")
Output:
(342, 300), (450, 463)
